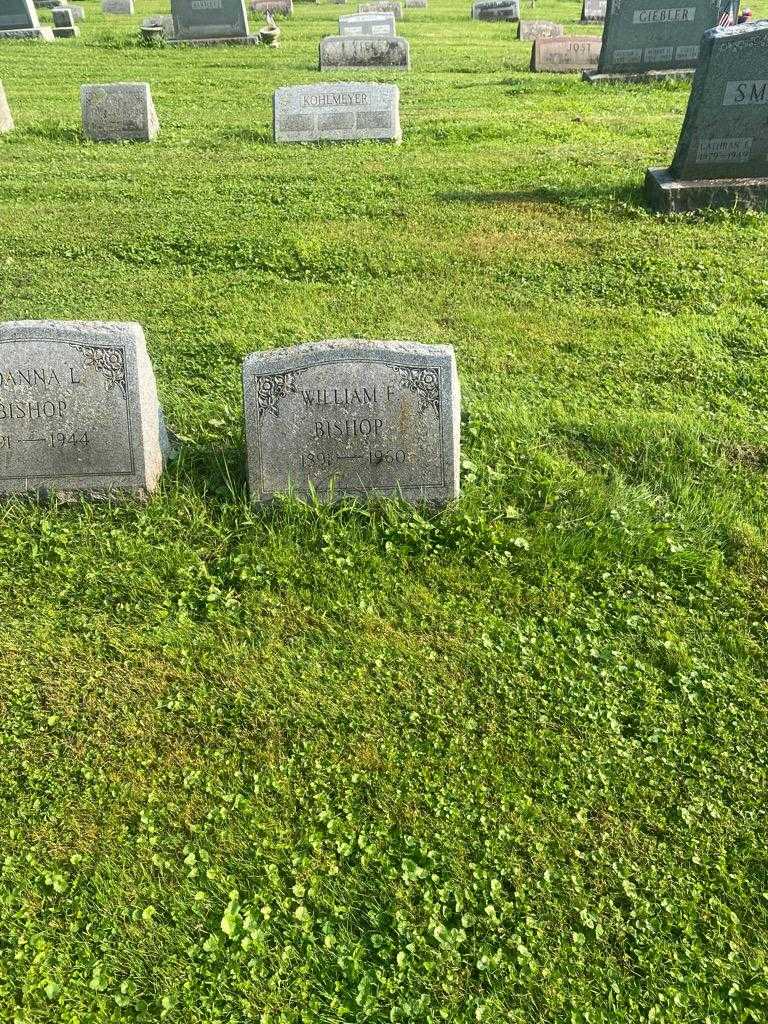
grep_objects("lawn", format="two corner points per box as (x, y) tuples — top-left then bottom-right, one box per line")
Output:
(0, 1), (767, 1020)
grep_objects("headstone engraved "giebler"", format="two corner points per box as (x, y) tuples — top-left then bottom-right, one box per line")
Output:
(243, 340), (460, 503)
(0, 321), (168, 498)
(274, 83), (401, 142)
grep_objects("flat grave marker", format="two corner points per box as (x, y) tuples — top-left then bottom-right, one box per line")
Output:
(81, 83), (160, 143)
(243, 339), (460, 504)
(531, 34), (602, 70)
(320, 34), (409, 67)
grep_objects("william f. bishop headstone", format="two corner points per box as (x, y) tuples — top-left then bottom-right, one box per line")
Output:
(647, 21), (768, 211)
(243, 340), (460, 504)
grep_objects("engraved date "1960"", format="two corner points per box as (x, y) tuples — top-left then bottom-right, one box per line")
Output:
(301, 448), (407, 468)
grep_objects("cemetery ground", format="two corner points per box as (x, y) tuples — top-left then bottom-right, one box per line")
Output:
(1, 0), (768, 1019)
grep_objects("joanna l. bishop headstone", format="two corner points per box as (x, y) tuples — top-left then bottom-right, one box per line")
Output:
(581, 0), (606, 20)
(0, 322), (168, 498)
(320, 34), (409, 68)
(471, 0), (519, 20)
(0, 84), (13, 133)
(586, 0), (727, 82)
(531, 34), (601, 70)
(647, 21), (768, 211)
(0, 0), (53, 39)
(170, 0), (257, 43)
(81, 83), (160, 142)
(339, 11), (396, 34)
(274, 83), (401, 142)
(243, 340), (460, 504)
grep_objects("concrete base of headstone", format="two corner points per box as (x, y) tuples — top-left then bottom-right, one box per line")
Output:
(167, 35), (259, 44)
(0, 27), (55, 39)
(583, 67), (694, 84)
(645, 167), (768, 213)
(320, 35), (409, 68)
(53, 24), (79, 35)
(0, 84), (13, 134)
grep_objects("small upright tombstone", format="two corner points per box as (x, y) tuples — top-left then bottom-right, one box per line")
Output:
(585, 0), (726, 83)
(320, 34), (409, 67)
(81, 83), (160, 143)
(358, 0), (402, 16)
(0, 0), (54, 39)
(0, 321), (168, 499)
(581, 0), (606, 20)
(66, 3), (86, 19)
(531, 34), (601, 70)
(518, 19), (562, 38)
(243, 339), (460, 504)
(274, 82), (401, 143)
(339, 11), (396, 34)
(471, 0), (519, 20)
(169, 0), (258, 43)
(52, 6), (78, 35)
(102, 0), (135, 12)
(0, 83), (14, 134)
(251, 0), (293, 14)
(647, 21), (768, 211)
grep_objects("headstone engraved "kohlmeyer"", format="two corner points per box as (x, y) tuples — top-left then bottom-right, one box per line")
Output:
(0, 0), (53, 38)
(243, 340), (460, 503)
(592, 0), (724, 76)
(531, 35), (601, 70)
(320, 35), (409, 68)
(339, 11), (396, 35)
(646, 21), (768, 211)
(274, 83), (401, 142)
(0, 322), (168, 498)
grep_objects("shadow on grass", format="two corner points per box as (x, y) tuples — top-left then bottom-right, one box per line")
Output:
(438, 182), (647, 212)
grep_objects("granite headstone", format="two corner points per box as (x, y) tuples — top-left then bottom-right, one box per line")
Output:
(170, 0), (256, 42)
(243, 340), (460, 504)
(471, 0), (519, 20)
(0, 321), (168, 498)
(339, 11), (396, 34)
(52, 6), (78, 35)
(518, 19), (562, 38)
(251, 0), (292, 14)
(81, 83), (160, 143)
(102, 0), (134, 12)
(0, 83), (14, 134)
(531, 34), (601, 70)
(320, 34), (409, 67)
(274, 82), (401, 142)
(581, 0), (606, 19)
(358, 1), (402, 16)
(0, 0), (53, 38)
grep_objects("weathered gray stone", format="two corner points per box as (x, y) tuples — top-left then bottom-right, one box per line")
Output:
(647, 21), (768, 211)
(66, 4), (86, 20)
(0, 83), (14, 134)
(531, 34), (601, 70)
(471, 0), (519, 20)
(320, 34), (409, 67)
(593, 0), (723, 78)
(243, 340), (460, 504)
(274, 82), (401, 142)
(52, 5), (78, 33)
(81, 83), (160, 143)
(339, 11), (396, 35)
(170, 0), (258, 42)
(102, 0), (134, 12)
(251, 0), (292, 14)
(0, 0), (53, 37)
(517, 19), (562, 38)
(0, 321), (168, 499)
(581, 0), (606, 20)
(358, 0), (401, 16)
(405, 0), (426, 7)
(142, 13), (174, 32)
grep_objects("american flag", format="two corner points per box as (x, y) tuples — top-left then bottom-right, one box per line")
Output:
(717, 5), (734, 24)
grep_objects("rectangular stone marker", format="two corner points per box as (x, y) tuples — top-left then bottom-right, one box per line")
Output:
(274, 82), (401, 142)
(102, 0), (134, 12)
(81, 83), (160, 143)
(243, 340), (460, 504)
(142, 13), (174, 32)
(587, 0), (724, 81)
(339, 11), (396, 34)
(405, 0), (426, 7)
(358, 1), (401, 16)
(320, 34), (409, 68)
(0, 0), (53, 38)
(518, 19), (562, 38)
(531, 34), (601, 70)
(647, 22), (768, 211)
(581, 0), (606, 19)
(471, 0), (519, 20)
(170, 0), (257, 42)
(52, 6), (78, 34)
(0, 322), (168, 498)
(250, 0), (292, 14)
(0, 83), (14, 133)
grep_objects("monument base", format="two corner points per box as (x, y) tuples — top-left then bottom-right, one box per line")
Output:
(0, 27), (55, 39)
(583, 67), (694, 84)
(53, 26), (80, 37)
(167, 34), (260, 45)
(646, 166), (768, 213)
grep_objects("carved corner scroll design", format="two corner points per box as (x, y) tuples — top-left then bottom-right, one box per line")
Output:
(78, 346), (127, 398)
(392, 365), (441, 418)
(256, 370), (302, 419)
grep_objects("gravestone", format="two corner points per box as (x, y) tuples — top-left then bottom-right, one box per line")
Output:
(251, 0), (292, 14)
(0, 322), (168, 499)
(170, 0), (257, 43)
(320, 34), (409, 67)
(0, 0), (53, 39)
(274, 82), (401, 142)
(405, 0), (426, 7)
(52, 6), (78, 35)
(471, 0), (519, 20)
(581, 0), (606, 20)
(531, 34), (601, 70)
(339, 11), (396, 34)
(358, 1), (402, 16)
(0, 83), (14, 134)
(647, 21), (768, 210)
(586, 0), (725, 82)
(243, 340), (460, 504)
(142, 13), (174, 33)
(81, 83), (160, 143)
(102, 0), (134, 12)
(518, 19), (562, 38)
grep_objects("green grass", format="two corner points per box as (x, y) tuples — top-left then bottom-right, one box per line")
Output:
(1, 1), (768, 1021)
